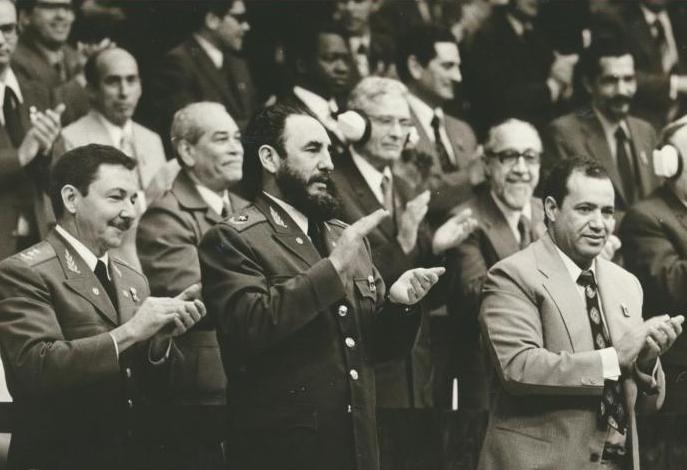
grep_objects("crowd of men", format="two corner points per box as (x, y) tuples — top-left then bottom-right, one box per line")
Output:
(0, 0), (685, 469)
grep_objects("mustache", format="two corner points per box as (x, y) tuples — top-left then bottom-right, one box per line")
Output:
(110, 218), (133, 231)
(308, 173), (334, 186)
(608, 95), (632, 107)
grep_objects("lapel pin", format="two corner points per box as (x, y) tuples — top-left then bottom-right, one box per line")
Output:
(295, 237), (304, 245)
(621, 304), (630, 318)
(122, 290), (130, 299)
(130, 287), (140, 303)
(368, 274), (376, 293)
(92, 287), (100, 296)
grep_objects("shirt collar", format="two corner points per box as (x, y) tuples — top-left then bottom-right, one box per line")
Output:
(195, 184), (229, 216)
(93, 110), (133, 148)
(55, 224), (110, 277)
(490, 190), (532, 232)
(407, 93), (439, 128)
(640, 4), (668, 26)
(263, 191), (309, 235)
(554, 243), (597, 285)
(350, 146), (390, 191)
(194, 33), (224, 69)
(594, 107), (630, 140)
(293, 86), (337, 121)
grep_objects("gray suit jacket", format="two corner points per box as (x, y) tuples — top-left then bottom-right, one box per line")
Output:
(478, 234), (665, 470)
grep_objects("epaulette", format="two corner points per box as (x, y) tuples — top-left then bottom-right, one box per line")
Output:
(16, 242), (56, 267)
(111, 256), (146, 280)
(326, 218), (349, 229)
(224, 206), (266, 232)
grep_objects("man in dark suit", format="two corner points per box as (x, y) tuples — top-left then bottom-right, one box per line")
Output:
(465, 0), (577, 133)
(479, 156), (681, 470)
(0, 0), (65, 261)
(147, 0), (257, 140)
(333, 0), (395, 77)
(447, 119), (546, 410)
(198, 103), (445, 470)
(547, 40), (660, 226)
(0, 144), (205, 469)
(14, 0), (90, 124)
(601, 0), (687, 128)
(620, 118), (687, 412)
(332, 76), (476, 408)
(395, 25), (479, 226)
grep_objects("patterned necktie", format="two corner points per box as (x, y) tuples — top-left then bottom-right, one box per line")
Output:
(614, 127), (637, 205)
(95, 259), (119, 313)
(577, 270), (627, 432)
(430, 112), (457, 172)
(3, 86), (23, 148)
(307, 220), (328, 258)
(517, 215), (531, 250)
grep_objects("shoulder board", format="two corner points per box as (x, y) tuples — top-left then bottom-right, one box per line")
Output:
(326, 218), (349, 229)
(16, 242), (56, 267)
(224, 206), (266, 232)
(111, 257), (145, 280)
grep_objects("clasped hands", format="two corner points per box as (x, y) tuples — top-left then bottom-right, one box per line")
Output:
(616, 314), (684, 373)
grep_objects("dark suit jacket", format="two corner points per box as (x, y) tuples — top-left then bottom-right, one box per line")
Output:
(606, 4), (687, 128)
(0, 75), (57, 261)
(332, 150), (435, 408)
(0, 230), (162, 469)
(465, 7), (557, 133)
(12, 34), (89, 125)
(546, 109), (660, 223)
(137, 169), (248, 405)
(620, 184), (687, 368)
(401, 105), (478, 227)
(148, 37), (257, 138)
(198, 194), (421, 470)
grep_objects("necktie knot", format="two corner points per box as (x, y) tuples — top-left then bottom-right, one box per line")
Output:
(94, 259), (118, 312)
(430, 113), (441, 130)
(652, 18), (666, 43)
(614, 126), (626, 143)
(577, 269), (596, 289)
(94, 259), (109, 281)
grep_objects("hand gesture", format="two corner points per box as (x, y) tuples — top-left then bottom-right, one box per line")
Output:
(329, 209), (389, 278)
(599, 235), (621, 261)
(637, 315), (684, 371)
(18, 104), (65, 166)
(388, 267), (446, 305)
(432, 208), (478, 254)
(615, 315), (673, 370)
(397, 191), (430, 253)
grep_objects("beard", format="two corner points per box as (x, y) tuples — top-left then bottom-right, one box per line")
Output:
(275, 164), (340, 222)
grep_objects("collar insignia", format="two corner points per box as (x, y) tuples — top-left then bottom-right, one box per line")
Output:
(64, 250), (80, 274)
(270, 206), (287, 228)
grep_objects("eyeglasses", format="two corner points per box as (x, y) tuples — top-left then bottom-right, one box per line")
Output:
(226, 11), (248, 24)
(486, 149), (541, 167)
(0, 23), (16, 36)
(368, 114), (413, 131)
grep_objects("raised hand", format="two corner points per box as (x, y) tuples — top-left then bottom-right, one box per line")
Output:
(388, 267), (446, 305)
(18, 104), (66, 166)
(432, 207), (478, 254)
(397, 190), (430, 253)
(638, 315), (685, 371)
(329, 209), (389, 278)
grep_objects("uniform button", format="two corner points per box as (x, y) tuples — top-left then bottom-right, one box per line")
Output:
(125, 368), (132, 378)
(345, 337), (356, 348)
(590, 452), (600, 462)
(127, 399), (134, 409)
(338, 305), (348, 317)
(349, 369), (359, 380)
(347, 404), (352, 413)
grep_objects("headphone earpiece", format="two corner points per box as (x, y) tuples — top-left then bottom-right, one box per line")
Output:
(337, 110), (371, 145)
(653, 145), (681, 179)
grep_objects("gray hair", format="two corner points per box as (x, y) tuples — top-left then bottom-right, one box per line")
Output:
(347, 76), (409, 115)
(170, 102), (228, 146)
(483, 118), (542, 154)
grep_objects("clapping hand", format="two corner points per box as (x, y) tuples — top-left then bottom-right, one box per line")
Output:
(432, 208), (478, 254)
(388, 267), (446, 305)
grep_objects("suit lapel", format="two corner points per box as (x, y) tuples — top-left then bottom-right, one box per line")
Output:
(582, 113), (628, 204)
(255, 195), (321, 267)
(187, 39), (238, 110)
(627, 117), (656, 198)
(478, 191), (520, 260)
(534, 234), (594, 351)
(48, 231), (119, 326)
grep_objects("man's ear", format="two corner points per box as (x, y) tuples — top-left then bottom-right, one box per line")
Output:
(61, 185), (80, 215)
(407, 55), (424, 81)
(175, 140), (196, 168)
(204, 11), (220, 31)
(258, 144), (281, 174)
(543, 196), (558, 223)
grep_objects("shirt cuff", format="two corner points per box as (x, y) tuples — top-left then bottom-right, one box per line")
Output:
(108, 332), (119, 363)
(600, 347), (621, 380)
(148, 338), (173, 365)
(671, 74), (679, 100)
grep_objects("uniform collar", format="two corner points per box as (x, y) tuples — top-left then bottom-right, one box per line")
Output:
(55, 224), (110, 278)
(262, 191), (309, 235)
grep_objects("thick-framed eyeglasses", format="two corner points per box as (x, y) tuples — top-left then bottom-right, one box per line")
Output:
(0, 23), (16, 36)
(367, 114), (413, 131)
(486, 149), (541, 167)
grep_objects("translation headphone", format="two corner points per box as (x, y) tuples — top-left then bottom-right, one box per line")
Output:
(653, 118), (687, 180)
(336, 109), (419, 148)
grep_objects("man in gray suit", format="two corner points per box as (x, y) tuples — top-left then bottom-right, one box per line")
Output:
(546, 40), (660, 225)
(479, 156), (682, 470)
(395, 25), (479, 226)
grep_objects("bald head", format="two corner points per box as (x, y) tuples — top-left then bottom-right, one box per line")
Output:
(85, 47), (141, 126)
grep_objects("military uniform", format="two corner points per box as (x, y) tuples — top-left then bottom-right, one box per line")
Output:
(198, 194), (421, 470)
(0, 230), (164, 470)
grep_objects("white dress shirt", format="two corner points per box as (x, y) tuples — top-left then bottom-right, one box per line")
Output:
(490, 192), (532, 244)
(407, 93), (456, 163)
(195, 184), (230, 216)
(350, 147), (393, 206)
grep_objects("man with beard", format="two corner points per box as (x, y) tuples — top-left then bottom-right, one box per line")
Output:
(547, 39), (660, 226)
(198, 103), (446, 470)
(0, 144), (206, 469)
(62, 47), (169, 270)
(478, 156), (681, 470)
(447, 119), (546, 410)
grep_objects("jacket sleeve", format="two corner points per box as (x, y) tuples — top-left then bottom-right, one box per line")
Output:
(198, 223), (347, 357)
(0, 258), (120, 399)
(479, 261), (605, 396)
